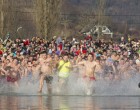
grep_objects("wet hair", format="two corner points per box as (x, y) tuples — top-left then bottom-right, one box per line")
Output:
(6, 59), (10, 62)
(88, 53), (94, 57)
(12, 57), (18, 61)
(96, 57), (101, 61)
(40, 51), (46, 55)
(120, 58), (124, 61)
(63, 53), (69, 57)
(5, 66), (12, 71)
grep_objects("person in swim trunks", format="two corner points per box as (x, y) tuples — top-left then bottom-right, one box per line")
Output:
(1, 66), (19, 87)
(74, 53), (97, 95)
(38, 52), (53, 94)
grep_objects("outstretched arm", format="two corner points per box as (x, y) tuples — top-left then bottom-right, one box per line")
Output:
(72, 61), (85, 68)
(77, 61), (85, 65)
(0, 68), (9, 75)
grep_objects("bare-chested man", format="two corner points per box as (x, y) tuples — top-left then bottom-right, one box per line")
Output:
(52, 54), (59, 70)
(1, 66), (19, 87)
(7, 58), (21, 86)
(32, 59), (40, 82)
(94, 57), (103, 80)
(111, 52), (120, 61)
(75, 53), (97, 95)
(38, 52), (53, 94)
(24, 61), (33, 84)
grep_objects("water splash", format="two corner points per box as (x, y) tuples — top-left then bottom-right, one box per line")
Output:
(0, 71), (140, 96)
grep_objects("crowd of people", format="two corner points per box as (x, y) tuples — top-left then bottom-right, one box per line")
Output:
(0, 35), (140, 95)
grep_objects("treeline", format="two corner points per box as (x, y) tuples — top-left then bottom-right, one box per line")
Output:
(0, 0), (140, 40)
(0, 0), (63, 39)
(61, 0), (140, 37)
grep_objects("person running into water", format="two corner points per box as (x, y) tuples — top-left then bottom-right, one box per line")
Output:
(74, 53), (97, 95)
(38, 52), (53, 94)
(1, 66), (19, 87)
(57, 54), (71, 93)
(25, 61), (33, 84)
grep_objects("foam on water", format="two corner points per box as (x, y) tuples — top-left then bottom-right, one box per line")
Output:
(0, 71), (140, 96)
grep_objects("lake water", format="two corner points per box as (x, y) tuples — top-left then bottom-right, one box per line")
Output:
(1, 74), (140, 110)
(0, 94), (140, 110)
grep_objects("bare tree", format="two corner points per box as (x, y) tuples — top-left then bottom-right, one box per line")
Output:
(95, 0), (106, 38)
(60, 15), (72, 39)
(73, 4), (97, 34)
(0, 0), (19, 39)
(36, 0), (46, 38)
(36, 0), (63, 39)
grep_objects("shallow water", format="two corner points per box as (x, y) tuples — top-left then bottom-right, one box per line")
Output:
(0, 73), (140, 110)
(0, 94), (140, 110)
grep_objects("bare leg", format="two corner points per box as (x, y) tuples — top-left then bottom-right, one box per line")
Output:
(14, 81), (19, 88)
(85, 79), (94, 95)
(56, 78), (65, 93)
(47, 83), (52, 94)
(38, 75), (44, 93)
(59, 79), (64, 89)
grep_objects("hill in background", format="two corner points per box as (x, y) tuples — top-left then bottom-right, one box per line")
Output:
(61, 0), (140, 36)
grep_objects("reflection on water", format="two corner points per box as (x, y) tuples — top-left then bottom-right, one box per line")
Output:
(0, 95), (140, 110)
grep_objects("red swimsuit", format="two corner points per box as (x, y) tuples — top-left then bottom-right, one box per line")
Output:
(83, 75), (96, 81)
(7, 76), (18, 83)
